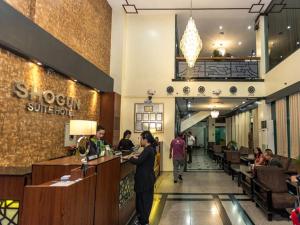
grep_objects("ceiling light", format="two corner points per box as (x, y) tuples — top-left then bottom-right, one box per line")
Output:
(287, 25), (291, 30)
(280, 55), (283, 58)
(248, 25), (252, 30)
(219, 26), (223, 30)
(238, 41), (242, 46)
(297, 41), (300, 45)
(36, 61), (42, 66)
(180, 0), (202, 68)
(211, 110), (219, 119)
(218, 48), (226, 56)
(73, 79), (77, 82)
(242, 101), (246, 104)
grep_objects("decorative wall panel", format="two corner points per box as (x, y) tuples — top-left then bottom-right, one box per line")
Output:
(0, 49), (100, 166)
(4, 0), (112, 75)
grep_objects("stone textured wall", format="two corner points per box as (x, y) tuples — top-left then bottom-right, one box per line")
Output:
(5, 0), (112, 74)
(0, 49), (101, 166)
(0, 0), (111, 166)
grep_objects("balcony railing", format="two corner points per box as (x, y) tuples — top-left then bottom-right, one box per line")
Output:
(175, 57), (260, 80)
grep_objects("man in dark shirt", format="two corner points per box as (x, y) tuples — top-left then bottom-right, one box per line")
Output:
(264, 149), (283, 168)
(88, 126), (107, 156)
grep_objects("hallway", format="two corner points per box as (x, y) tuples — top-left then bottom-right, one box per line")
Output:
(148, 171), (290, 225)
(129, 151), (292, 225)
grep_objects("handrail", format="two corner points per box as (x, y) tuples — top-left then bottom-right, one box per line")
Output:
(176, 56), (261, 62)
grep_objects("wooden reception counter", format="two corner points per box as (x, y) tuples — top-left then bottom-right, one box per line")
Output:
(0, 166), (32, 225)
(30, 155), (136, 225)
(22, 172), (97, 225)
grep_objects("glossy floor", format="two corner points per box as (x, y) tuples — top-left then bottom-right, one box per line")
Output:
(130, 152), (291, 225)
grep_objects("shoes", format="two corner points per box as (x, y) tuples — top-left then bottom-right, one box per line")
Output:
(178, 175), (183, 181)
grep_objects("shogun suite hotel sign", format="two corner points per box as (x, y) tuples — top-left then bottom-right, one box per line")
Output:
(13, 82), (80, 117)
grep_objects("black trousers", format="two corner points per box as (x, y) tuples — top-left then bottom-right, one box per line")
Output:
(187, 146), (193, 162)
(136, 190), (154, 225)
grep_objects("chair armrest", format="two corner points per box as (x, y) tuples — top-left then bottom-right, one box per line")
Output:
(253, 179), (272, 210)
(253, 179), (272, 193)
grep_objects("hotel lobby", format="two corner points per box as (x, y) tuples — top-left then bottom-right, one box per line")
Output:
(1, 0), (300, 225)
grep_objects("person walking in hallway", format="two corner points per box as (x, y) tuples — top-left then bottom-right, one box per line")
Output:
(187, 131), (195, 164)
(170, 133), (186, 183)
(127, 131), (156, 225)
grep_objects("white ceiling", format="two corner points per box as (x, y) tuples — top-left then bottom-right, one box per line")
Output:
(107, 0), (273, 56)
(108, 0), (272, 11)
(176, 97), (255, 116)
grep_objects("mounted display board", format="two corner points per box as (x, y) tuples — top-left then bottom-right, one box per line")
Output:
(134, 103), (164, 133)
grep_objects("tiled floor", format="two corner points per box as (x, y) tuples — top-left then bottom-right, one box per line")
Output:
(187, 148), (221, 171)
(130, 150), (292, 225)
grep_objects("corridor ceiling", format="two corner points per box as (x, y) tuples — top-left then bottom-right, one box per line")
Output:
(176, 97), (258, 118)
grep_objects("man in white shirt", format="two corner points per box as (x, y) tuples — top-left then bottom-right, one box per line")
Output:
(187, 131), (195, 164)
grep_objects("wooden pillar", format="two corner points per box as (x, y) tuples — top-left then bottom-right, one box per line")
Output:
(100, 92), (121, 147)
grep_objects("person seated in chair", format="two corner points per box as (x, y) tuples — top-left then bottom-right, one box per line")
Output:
(264, 149), (282, 168)
(254, 147), (266, 166)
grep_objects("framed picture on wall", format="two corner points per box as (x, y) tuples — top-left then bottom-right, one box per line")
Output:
(135, 122), (142, 131)
(136, 113), (142, 121)
(156, 123), (162, 131)
(142, 122), (149, 131)
(142, 113), (149, 121)
(144, 106), (153, 112)
(150, 113), (156, 121)
(156, 113), (162, 121)
(150, 123), (156, 129)
(134, 103), (164, 133)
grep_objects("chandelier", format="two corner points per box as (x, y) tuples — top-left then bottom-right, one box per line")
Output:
(180, 0), (203, 68)
(211, 110), (219, 118)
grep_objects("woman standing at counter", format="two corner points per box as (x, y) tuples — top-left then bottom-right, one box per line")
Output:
(128, 131), (156, 225)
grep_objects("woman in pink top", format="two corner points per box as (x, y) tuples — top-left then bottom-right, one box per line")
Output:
(254, 147), (266, 166)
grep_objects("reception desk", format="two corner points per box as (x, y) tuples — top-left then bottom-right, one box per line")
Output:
(0, 167), (31, 225)
(30, 155), (135, 225)
(22, 172), (97, 225)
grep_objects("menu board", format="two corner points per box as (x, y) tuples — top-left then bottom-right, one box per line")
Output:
(134, 103), (164, 133)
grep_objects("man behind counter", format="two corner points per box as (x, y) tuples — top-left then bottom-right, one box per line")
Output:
(88, 126), (108, 157)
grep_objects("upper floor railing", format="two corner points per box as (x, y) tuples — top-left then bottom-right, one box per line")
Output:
(175, 57), (260, 80)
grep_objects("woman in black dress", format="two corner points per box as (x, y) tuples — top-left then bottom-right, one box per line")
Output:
(118, 130), (135, 151)
(128, 131), (156, 225)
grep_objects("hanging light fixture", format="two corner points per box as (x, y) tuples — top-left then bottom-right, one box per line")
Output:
(211, 110), (219, 118)
(180, 0), (203, 68)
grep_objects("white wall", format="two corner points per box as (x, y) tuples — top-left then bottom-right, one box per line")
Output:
(264, 49), (300, 96)
(110, 10), (127, 94)
(187, 123), (207, 147)
(120, 97), (175, 171)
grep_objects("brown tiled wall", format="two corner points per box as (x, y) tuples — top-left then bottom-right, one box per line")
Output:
(4, 0), (112, 74)
(0, 0), (111, 166)
(0, 49), (101, 166)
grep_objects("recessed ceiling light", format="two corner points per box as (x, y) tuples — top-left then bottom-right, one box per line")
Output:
(238, 41), (242, 46)
(248, 25), (252, 30)
(242, 101), (246, 104)
(287, 25), (291, 30)
(73, 79), (77, 82)
(297, 41), (300, 45)
(219, 26), (223, 30)
(36, 61), (42, 66)
(280, 55), (283, 58)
